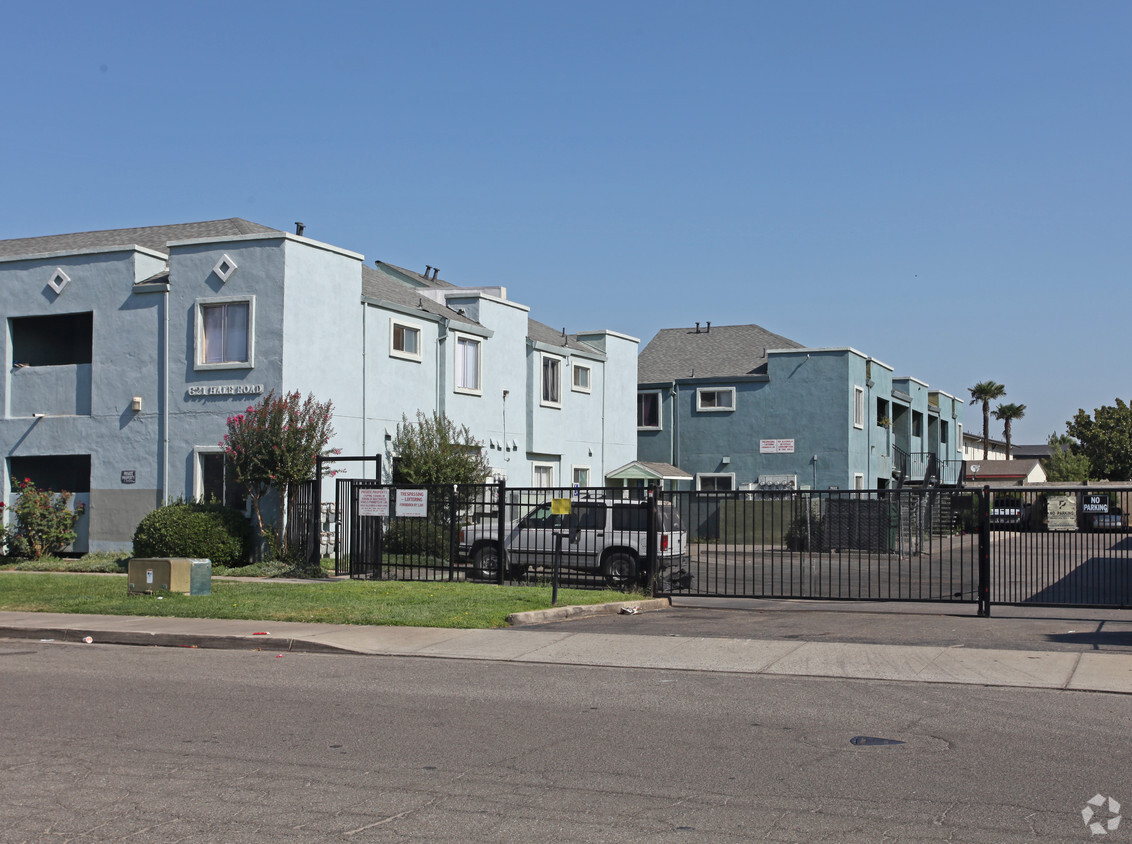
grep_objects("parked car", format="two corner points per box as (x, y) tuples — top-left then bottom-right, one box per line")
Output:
(459, 496), (688, 586)
(989, 496), (1030, 530)
(1087, 507), (1125, 532)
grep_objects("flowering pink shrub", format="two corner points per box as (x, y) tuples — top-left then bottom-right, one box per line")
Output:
(222, 390), (335, 565)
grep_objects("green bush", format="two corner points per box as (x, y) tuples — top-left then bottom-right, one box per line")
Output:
(382, 519), (451, 560)
(132, 501), (253, 568)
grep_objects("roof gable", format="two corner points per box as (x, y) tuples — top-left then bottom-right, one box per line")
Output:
(638, 324), (804, 383)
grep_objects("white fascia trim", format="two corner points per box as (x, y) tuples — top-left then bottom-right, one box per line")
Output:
(0, 244), (169, 264)
(440, 290), (530, 314)
(564, 347), (607, 364)
(769, 347), (895, 372)
(168, 232), (364, 261)
(894, 376), (930, 387)
(529, 338), (582, 356)
(574, 329), (641, 344)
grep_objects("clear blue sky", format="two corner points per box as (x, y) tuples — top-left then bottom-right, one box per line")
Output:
(5, 1), (1129, 445)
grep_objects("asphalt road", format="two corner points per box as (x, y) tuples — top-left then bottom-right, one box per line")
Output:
(2, 639), (1128, 842)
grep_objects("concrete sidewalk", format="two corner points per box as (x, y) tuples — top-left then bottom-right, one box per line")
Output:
(2, 608), (1131, 694)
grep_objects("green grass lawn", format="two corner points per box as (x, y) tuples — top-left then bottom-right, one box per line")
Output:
(0, 572), (638, 628)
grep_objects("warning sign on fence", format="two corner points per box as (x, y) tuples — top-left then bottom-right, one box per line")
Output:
(358, 489), (389, 517)
(396, 488), (429, 518)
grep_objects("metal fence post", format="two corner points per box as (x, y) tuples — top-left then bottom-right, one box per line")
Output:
(496, 479), (507, 586)
(646, 481), (659, 597)
(978, 485), (991, 617)
(448, 484), (458, 582)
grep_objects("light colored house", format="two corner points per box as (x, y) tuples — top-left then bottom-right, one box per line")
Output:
(962, 431), (1009, 461)
(636, 323), (965, 491)
(0, 219), (638, 551)
(964, 459), (1047, 486)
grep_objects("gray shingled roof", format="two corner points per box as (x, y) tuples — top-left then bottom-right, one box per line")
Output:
(638, 324), (805, 383)
(362, 264), (478, 327)
(0, 218), (281, 259)
(370, 262), (597, 353)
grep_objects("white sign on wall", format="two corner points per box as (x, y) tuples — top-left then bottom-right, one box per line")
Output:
(358, 488), (389, 517)
(759, 439), (795, 454)
(396, 488), (429, 518)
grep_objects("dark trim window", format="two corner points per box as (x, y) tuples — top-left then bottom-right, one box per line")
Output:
(637, 392), (661, 429)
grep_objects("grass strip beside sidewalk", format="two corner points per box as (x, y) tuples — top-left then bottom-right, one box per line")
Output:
(0, 573), (634, 629)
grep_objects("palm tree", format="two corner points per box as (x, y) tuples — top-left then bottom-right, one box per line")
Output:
(993, 402), (1027, 460)
(969, 381), (1006, 459)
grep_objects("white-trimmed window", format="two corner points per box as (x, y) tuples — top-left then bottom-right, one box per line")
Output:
(637, 391), (661, 430)
(455, 334), (481, 394)
(194, 447), (248, 512)
(541, 353), (562, 407)
(696, 473), (735, 492)
(533, 463), (555, 488)
(390, 319), (421, 361)
(853, 386), (865, 429)
(696, 387), (735, 412)
(572, 363), (591, 393)
(196, 296), (253, 369)
(572, 466), (590, 487)
(957, 423), (963, 453)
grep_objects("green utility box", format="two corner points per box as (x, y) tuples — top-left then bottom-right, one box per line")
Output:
(128, 558), (211, 595)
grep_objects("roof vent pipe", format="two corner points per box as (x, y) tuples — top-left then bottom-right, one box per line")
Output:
(695, 322), (700, 334)
(295, 222), (306, 236)
(424, 265), (432, 277)
(706, 321), (711, 332)
(431, 268), (439, 280)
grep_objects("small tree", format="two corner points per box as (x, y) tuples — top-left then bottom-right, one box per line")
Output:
(223, 390), (337, 564)
(1043, 433), (1091, 483)
(1066, 399), (1132, 481)
(391, 411), (491, 485)
(6, 479), (81, 559)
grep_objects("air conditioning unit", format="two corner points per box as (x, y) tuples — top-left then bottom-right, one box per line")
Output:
(128, 558), (212, 595)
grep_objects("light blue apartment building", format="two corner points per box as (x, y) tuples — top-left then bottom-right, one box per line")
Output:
(636, 323), (964, 491)
(0, 219), (638, 551)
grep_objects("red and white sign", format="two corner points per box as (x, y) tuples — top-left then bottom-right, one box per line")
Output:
(357, 489), (389, 517)
(759, 439), (795, 454)
(396, 488), (429, 518)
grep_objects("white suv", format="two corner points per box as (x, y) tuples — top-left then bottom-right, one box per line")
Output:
(459, 497), (687, 586)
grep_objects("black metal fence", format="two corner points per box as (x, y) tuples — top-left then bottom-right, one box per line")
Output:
(668, 487), (979, 604)
(330, 480), (1132, 613)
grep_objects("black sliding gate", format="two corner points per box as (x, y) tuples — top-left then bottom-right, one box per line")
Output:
(332, 479), (1132, 614)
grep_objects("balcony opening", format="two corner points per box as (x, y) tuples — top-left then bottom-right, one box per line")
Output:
(9, 454), (91, 492)
(11, 313), (93, 367)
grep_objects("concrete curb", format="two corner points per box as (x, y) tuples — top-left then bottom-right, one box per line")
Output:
(0, 625), (352, 655)
(507, 597), (670, 626)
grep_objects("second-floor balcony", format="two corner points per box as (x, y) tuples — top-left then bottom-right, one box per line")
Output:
(893, 446), (964, 487)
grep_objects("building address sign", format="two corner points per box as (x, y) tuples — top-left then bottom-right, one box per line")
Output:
(186, 384), (265, 397)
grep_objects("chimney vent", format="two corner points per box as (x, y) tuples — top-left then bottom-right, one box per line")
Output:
(294, 222), (306, 236)
(424, 265), (432, 277)
(431, 267), (439, 280)
(706, 321), (711, 332)
(695, 322), (701, 334)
